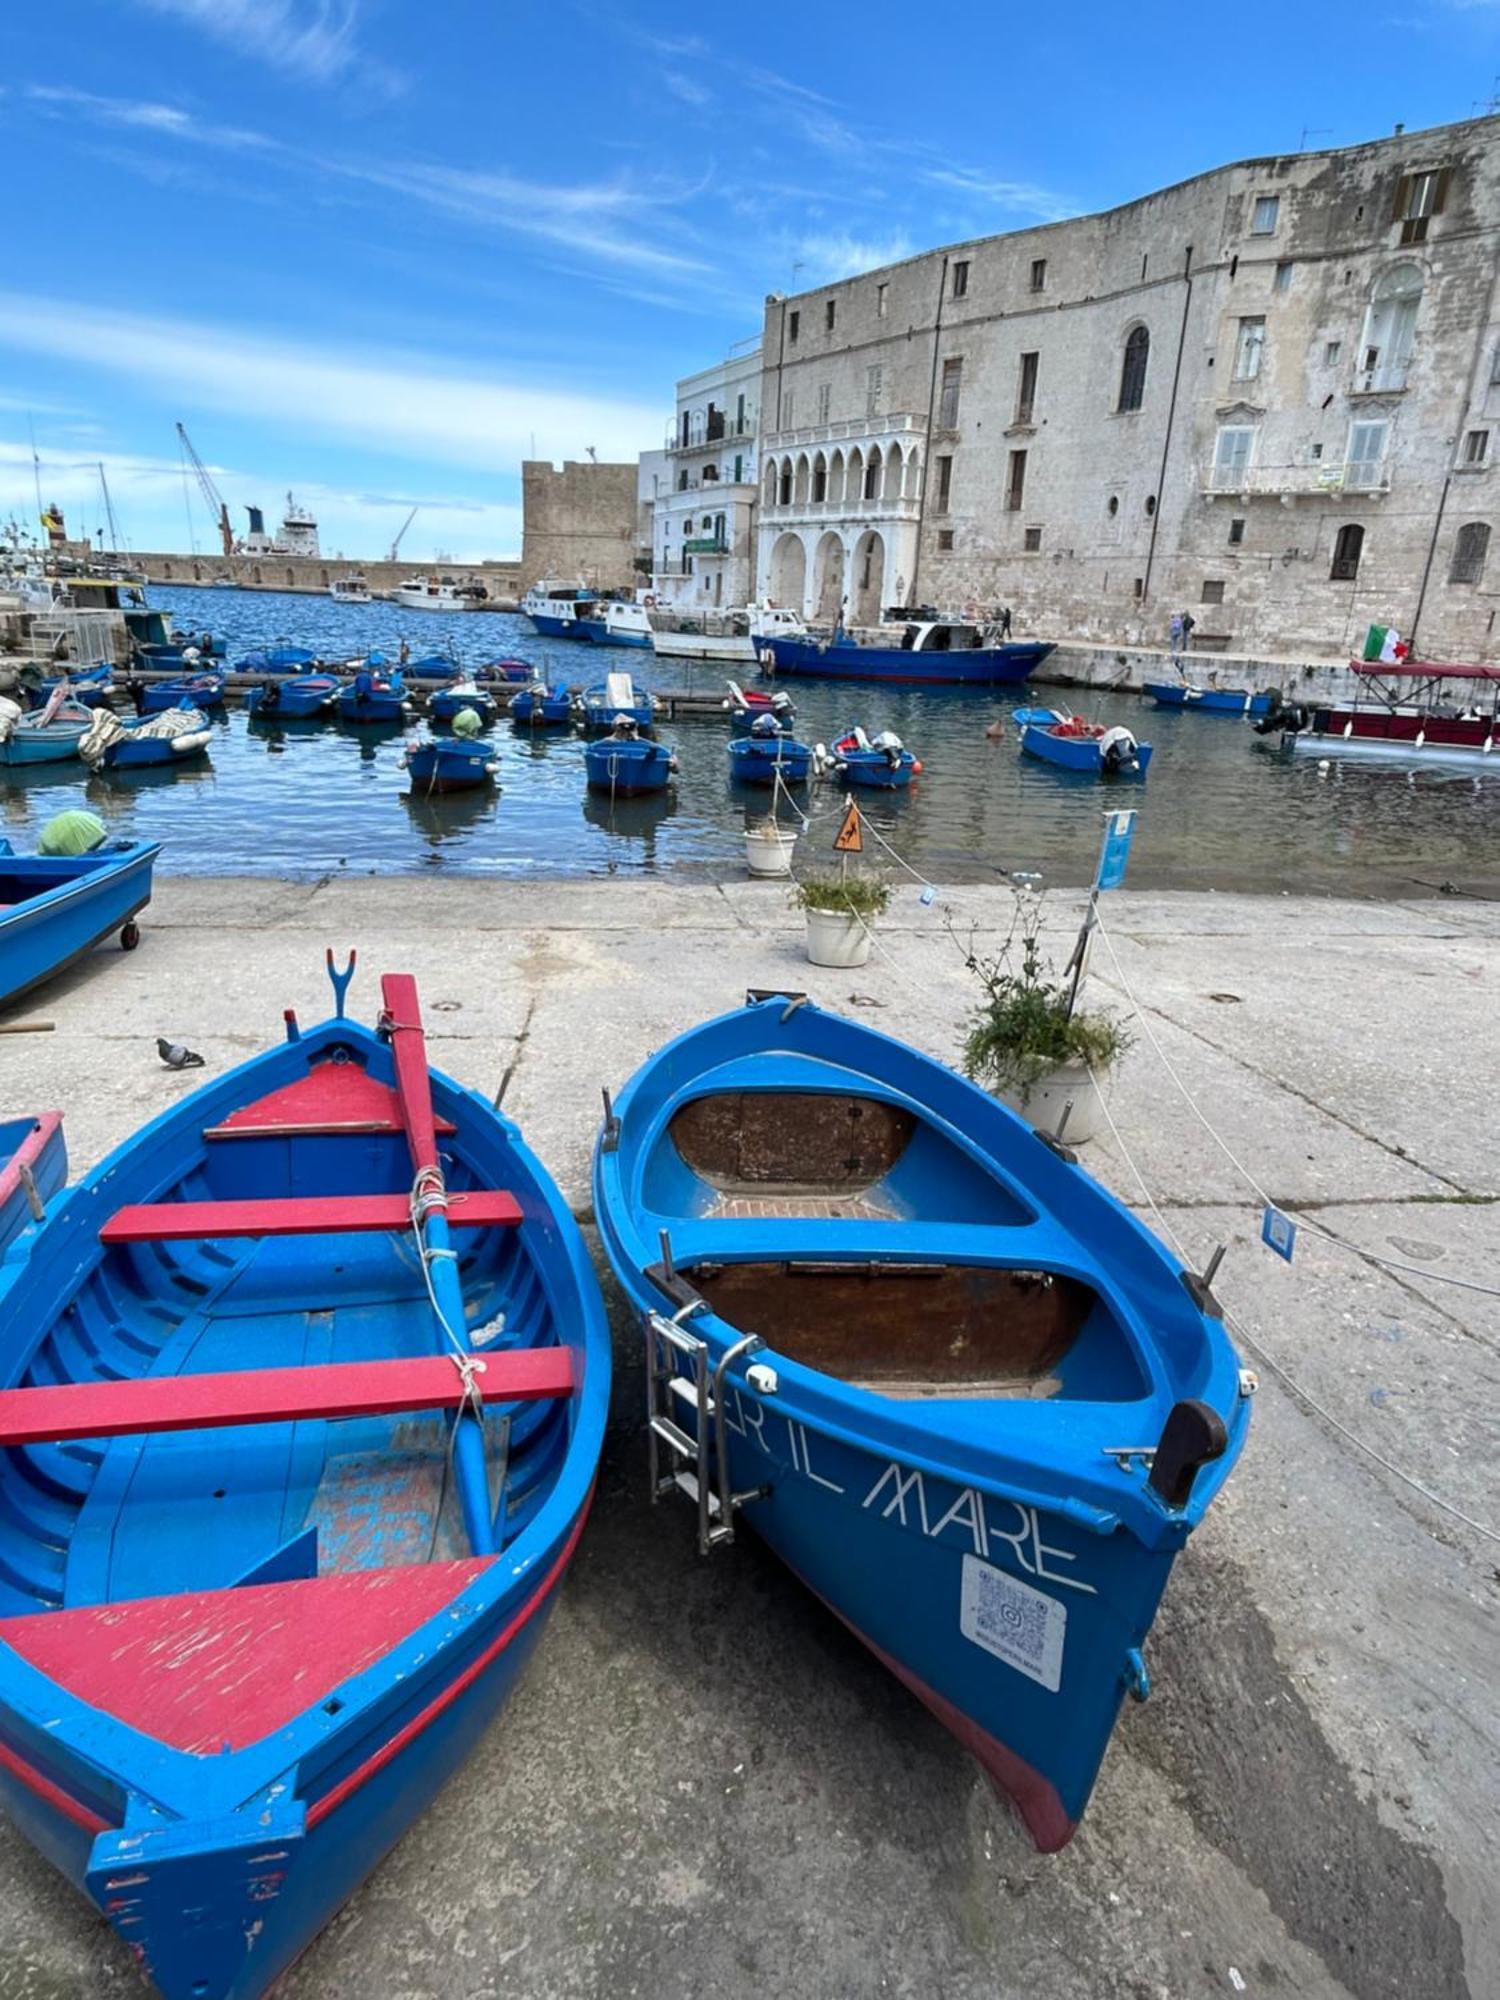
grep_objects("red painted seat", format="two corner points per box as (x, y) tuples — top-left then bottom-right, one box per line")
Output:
(203, 1062), (457, 1140)
(100, 1189), (521, 1244)
(0, 1559), (493, 1754)
(0, 1349), (574, 1447)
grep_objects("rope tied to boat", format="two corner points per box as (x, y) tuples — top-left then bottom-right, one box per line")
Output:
(411, 1162), (450, 1224)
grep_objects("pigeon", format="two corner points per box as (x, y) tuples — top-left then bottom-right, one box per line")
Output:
(157, 1038), (205, 1071)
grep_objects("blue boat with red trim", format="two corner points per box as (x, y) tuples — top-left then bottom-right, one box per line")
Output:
(0, 839), (160, 1009)
(0, 1114), (66, 1258)
(761, 619), (1051, 687)
(593, 993), (1249, 1850)
(0, 962), (608, 1999)
(1020, 715), (1152, 776)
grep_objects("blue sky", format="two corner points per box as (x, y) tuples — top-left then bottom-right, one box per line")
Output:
(2, 0), (1496, 561)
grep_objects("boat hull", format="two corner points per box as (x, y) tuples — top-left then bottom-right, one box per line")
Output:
(651, 631), (758, 663)
(509, 691), (574, 727)
(1020, 725), (1152, 776)
(0, 1113), (66, 1257)
(140, 679), (225, 714)
(337, 692), (408, 724)
(834, 750), (916, 789)
(246, 678), (338, 719)
(404, 742), (499, 792)
(428, 691), (498, 725)
(1143, 682), (1272, 716)
(0, 725), (88, 767)
(575, 620), (651, 649)
(525, 613), (585, 641)
(583, 741), (674, 795)
(1285, 732), (1500, 771)
(727, 738), (812, 785)
(0, 843), (160, 1008)
(764, 637), (1051, 685)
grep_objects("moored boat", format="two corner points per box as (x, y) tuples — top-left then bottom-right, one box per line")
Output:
(0, 838), (159, 1008)
(593, 993), (1250, 1850)
(0, 699), (92, 768)
(509, 683), (575, 728)
(583, 735), (677, 796)
(578, 672), (657, 733)
(337, 667), (410, 724)
(726, 728), (813, 786)
(825, 725), (920, 789)
(80, 709), (214, 770)
(137, 672), (226, 714)
(428, 682), (499, 727)
(1020, 717), (1151, 776)
(1256, 661), (1500, 770)
(25, 665), (116, 710)
(329, 575), (371, 604)
(650, 605), (805, 665)
(0, 1114), (66, 1258)
(0, 967), (608, 1999)
(724, 679), (795, 726)
(401, 734), (500, 793)
(521, 579), (597, 641)
(762, 619), (1052, 686)
(1143, 682), (1273, 716)
(245, 674), (340, 719)
(391, 575), (488, 613)
(575, 599), (652, 649)
(234, 646), (322, 675)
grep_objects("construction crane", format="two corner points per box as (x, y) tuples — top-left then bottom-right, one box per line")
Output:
(96, 463), (122, 553)
(175, 421), (234, 557)
(388, 505), (418, 562)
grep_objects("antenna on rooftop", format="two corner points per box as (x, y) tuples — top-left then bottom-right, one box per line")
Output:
(1298, 125), (1332, 152)
(586, 445), (597, 463)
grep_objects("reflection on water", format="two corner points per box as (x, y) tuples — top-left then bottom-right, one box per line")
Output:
(0, 582), (1496, 892)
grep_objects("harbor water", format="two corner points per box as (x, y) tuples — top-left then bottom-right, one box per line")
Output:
(4, 584), (1499, 894)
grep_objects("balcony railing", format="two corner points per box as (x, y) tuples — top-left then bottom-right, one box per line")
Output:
(682, 536), (728, 555)
(762, 492), (922, 522)
(762, 411), (926, 451)
(1203, 459), (1391, 497)
(1353, 362), (1409, 395)
(665, 416), (758, 453)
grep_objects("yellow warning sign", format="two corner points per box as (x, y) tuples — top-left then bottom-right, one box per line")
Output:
(833, 800), (864, 853)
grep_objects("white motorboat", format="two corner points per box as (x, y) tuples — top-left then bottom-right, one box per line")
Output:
(329, 575), (372, 604)
(649, 603), (805, 664)
(392, 575), (489, 613)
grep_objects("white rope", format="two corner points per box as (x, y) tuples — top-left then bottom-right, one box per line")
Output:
(1089, 904), (1500, 1303)
(1084, 1062), (1500, 1548)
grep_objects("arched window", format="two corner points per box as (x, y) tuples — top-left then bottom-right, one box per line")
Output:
(1449, 522), (1491, 585)
(1330, 523), (1364, 581)
(778, 462), (792, 507)
(1358, 264), (1423, 393)
(1118, 325), (1150, 413)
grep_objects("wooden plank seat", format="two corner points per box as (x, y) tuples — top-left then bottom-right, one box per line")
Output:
(203, 1062), (457, 1140)
(100, 1189), (522, 1244)
(0, 1349), (574, 1448)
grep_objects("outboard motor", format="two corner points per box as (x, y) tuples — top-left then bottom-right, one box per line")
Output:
(255, 677), (281, 714)
(1255, 695), (1308, 736)
(770, 690), (795, 719)
(1098, 725), (1140, 772)
(872, 728), (904, 768)
(751, 712), (781, 739)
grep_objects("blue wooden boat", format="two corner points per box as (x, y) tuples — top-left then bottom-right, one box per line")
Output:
(233, 646), (321, 675)
(0, 1113), (66, 1259)
(337, 669), (409, 724)
(583, 737), (676, 796)
(485, 658), (536, 685)
(1011, 706), (1068, 729)
(578, 672), (656, 733)
(1143, 681), (1273, 717)
(139, 672), (226, 714)
(0, 966), (609, 2000)
(828, 727), (920, 789)
(0, 706), (92, 767)
(245, 674), (340, 719)
(428, 684), (498, 727)
(96, 712), (214, 770)
(1020, 719), (1152, 776)
(509, 684), (574, 728)
(0, 839), (159, 1009)
(727, 733), (813, 785)
(26, 666), (115, 710)
(763, 619), (1052, 686)
(402, 736), (500, 793)
(725, 681), (795, 727)
(593, 993), (1249, 1850)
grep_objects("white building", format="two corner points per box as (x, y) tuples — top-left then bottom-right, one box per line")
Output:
(651, 343), (760, 610)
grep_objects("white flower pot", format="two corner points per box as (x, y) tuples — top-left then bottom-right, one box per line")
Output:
(745, 826), (799, 877)
(996, 1061), (1105, 1144)
(804, 906), (871, 967)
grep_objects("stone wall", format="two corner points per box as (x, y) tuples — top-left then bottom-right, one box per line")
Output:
(756, 114), (1500, 661)
(520, 460), (640, 591)
(135, 552), (521, 602)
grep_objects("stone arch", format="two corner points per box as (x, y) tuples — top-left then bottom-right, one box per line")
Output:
(793, 453), (811, 506)
(851, 529), (885, 623)
(812, 450), (829, 504)
(252, 565), (263, 583)
(1118, 322), (1150, 412)
(320, 567), (329, 586)
(1359, 262), (1423, 390)
(1449, 521), (1491, 585)
(813, 531), (846, 623)
(191, 561), (203, 580)
(883, 445), (904, 502)
(778, 457), (793, 507)
(764, 460), (779, 511)
(863, 445), (883, 502)
(1330, 522), (1364, 581)
(286, 567), (296, 587)
(770, 531), (807, 610)
(829, 449), (846, 507)
(903, 449), (923, 499)
(846, 448), (863, 504)
(162, 562), (174, 579)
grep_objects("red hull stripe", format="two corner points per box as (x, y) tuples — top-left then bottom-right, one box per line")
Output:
(305, 1492), (593, 1829)
(101, 1190), (521, 1243)
(0, 1735), (111, 1836)
(0, 1349), (574, 1447)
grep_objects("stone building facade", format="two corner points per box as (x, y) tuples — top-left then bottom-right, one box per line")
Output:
(651, 346), (761, 609)
(755, 114), (1500, 658)
(520, 459), (640, 591)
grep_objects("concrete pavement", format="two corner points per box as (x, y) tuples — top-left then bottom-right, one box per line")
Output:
(0, 876), (1495, 2000)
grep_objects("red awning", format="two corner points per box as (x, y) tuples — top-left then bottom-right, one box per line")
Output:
(1350, 660), (1500, 681)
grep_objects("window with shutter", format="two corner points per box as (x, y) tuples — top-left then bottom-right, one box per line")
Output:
(1448, 522), (1490, 584)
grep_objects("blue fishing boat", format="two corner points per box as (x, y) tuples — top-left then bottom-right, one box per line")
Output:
(1011, 706), (1069, 729)
(402, 736), (500, 794)
(0, 1114), (66, 1258)
(1143, 681), (1274, 717)
(727, 732), (813, 785)
(762, 619), (1052, 686)
(337, 668), (409, 724)
(0, 704), (92, 767)
(0, 839), (159, 1008)
(245, 674), (340, 719)
(593, 993), (1249, 1850)
(138, 672), (226, 714)
(485, 658), (536, 685)
(92, 711), (215, 770)
(233, 645), (321, 675)
(26, 665), (115, 710)
(827, 726), (920, 789)
(1020, 718), (1152, 776)
(578, 673), (656, 733)
(428, 684), (499, 727)
(0, 964), (609, 2000)
(520, 580), (598, 640)
(583, 737), (677, 796)
(509, 684), (575, 728)
(574, 600), (652, 649)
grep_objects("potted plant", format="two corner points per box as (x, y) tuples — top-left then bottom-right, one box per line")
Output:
(953, 888), (1126, 1143)
(791, 869), (892, 967)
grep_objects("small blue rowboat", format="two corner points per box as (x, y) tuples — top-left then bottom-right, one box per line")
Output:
(139, 673), (226, 714)
(727, 734), (813, 785)
(1011, 706), (1069, 729)
(1020, 719), (1152, 776)
(578, 673), (656, 733)
(98, 713), (214, 770)
(509, 684), (574, 728)
(485, 658), (536, 685)
(0, 1113), (66, 1259)
(828, 728), (920, 789)
(1143, 681), (1274, 717)
(593, 993), (1249, 1851)
(246, 674), (340, 719)
(337, 670), (409, 724)
(233, 645), (321, 675)
(27, 666), (115, 710)
(428, 685), (498, 726)
(0, 839), (160, 1009)
(0, 965), (608, 1999)
(0, 707), (92, 767)
(584, 737), (677, 796)
(402, 736), (500, 793)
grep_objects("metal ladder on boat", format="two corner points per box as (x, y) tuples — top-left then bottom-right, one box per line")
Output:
(646, 1306), (768, 1555)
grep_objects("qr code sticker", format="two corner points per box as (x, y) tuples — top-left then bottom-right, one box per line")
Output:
(959, 1555), (1066, 1692)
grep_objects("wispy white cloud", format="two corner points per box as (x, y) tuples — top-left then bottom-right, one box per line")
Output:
(26, 83), (273, 150)
(920, 166), (1077, 222)
(0, 293), (659, 473)
(664, 70), (713, 108)
(131, 0), (397, 94)
(791, 232), (917, 283)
